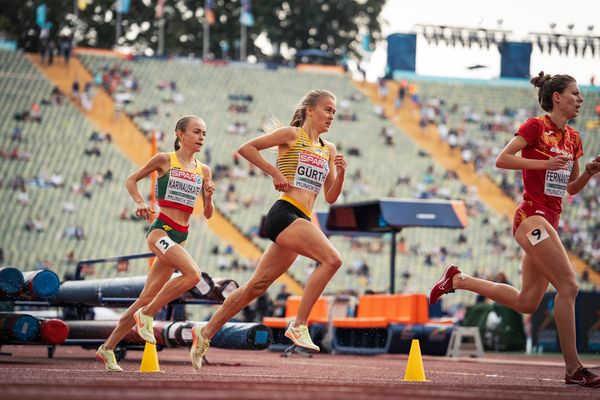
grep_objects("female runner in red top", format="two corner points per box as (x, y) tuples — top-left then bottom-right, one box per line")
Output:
(429, 72), (600, 388)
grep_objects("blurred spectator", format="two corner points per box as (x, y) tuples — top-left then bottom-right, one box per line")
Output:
(11, 127), (23, 142)
(72, 78), (80, 101)
(16, 189), (30, 206)
(59, 32), (73, 64)
(50, 86), (64, 105)
(273, 285), (291, 317)
(29, 102), (42, 123)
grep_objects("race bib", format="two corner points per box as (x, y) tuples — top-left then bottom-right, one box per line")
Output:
(164, 169), (203, 208)
(544, 160), (572, 198)
(526, 226), (550, 246)
(293, 151), (329, 194)
(155, 235), (176, 254)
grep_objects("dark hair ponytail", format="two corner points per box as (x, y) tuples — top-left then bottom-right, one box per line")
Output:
(173, 115), (202, 150)
(530, 71), (576, 112)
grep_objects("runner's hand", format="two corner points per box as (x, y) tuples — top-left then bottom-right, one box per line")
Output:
(334, 154), (347, 177)
(585, 160), (600, 176)
(272, 171), (289, 192)
(135, 201), (154, 220)
(546, 156), (570, 170)
(203, 179), (216, 197)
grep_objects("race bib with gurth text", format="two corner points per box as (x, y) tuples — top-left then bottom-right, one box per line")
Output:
(293, 151), (329, 194)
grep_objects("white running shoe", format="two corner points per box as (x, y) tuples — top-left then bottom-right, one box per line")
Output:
(133, 308), (156, 345)
(190, 325), (210, 370)
(95, 345), (123, 372)
(285, 322), (320, 352)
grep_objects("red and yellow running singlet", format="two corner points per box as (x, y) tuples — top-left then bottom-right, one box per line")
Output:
(517, 115), (583, 213)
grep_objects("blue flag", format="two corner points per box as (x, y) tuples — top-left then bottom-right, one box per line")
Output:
(362, 33), (371, 52)
(240, 0), (254, 27)
(117, 0), (131, 14)
(36, 4), (47, 28)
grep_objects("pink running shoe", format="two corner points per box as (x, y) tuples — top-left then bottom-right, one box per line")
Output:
(565, 367), (600, 388)
(429, 264), (461, 305)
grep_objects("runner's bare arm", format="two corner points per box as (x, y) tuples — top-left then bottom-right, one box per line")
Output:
(201, 164), (215, 219)
(125, 153), (169, 219)
(238, 127), (297, 175)
(324, 142), (346, 204)
(238, 127), (297, 192)
(496, 136), (568, 171)
(567, 158), (597, 195)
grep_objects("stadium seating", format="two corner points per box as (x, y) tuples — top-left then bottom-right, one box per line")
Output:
(76, 54), (532, 310)
(4, 49), (595, 322)
(0, 50), (254, 321)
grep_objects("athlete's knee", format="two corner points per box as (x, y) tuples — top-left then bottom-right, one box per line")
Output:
(186, 270), (202, 287)
(519, 301), (541, 315)
(321, 250), (342, 271)
(556, 280), (579, 299)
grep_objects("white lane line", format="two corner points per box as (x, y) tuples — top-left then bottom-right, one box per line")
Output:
(430, 370), (563, 383)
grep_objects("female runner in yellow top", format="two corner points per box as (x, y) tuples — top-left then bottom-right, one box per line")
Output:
(189, 89), (347, 369)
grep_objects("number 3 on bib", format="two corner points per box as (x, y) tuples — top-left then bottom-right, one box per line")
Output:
(526, 226), (549, 246)
(155, 235), (176, 254)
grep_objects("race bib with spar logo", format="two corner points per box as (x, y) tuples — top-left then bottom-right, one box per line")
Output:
(293, 151), (329, 194)
(165, 168), (203, 208)
(544, 159), (572, 198)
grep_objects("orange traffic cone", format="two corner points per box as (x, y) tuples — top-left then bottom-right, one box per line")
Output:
(139, 342), (161, 373)
(403, 339), (426, 381)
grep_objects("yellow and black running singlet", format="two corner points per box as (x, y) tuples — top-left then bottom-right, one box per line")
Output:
(277, 127), (330, 195)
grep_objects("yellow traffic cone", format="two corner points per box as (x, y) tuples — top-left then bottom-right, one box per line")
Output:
(139, 342), (161, 373)
(403, 339), (426, 381)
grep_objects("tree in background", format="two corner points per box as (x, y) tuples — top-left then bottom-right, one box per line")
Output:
(0, 0), (384, 63)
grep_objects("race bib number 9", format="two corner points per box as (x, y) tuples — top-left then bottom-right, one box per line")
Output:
(155, 235), (176, 254)
(293, 151), (329, 194)
(527, 226), (550, 246)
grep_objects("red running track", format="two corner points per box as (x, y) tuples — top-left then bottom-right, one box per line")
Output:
(1, 345), (599, 399)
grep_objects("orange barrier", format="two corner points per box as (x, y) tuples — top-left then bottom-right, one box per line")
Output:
(296, 64), (344, 74)
(263, 296), (329, 328)
(332, 294), (388, 328)
(73, 47), (132, 59)
(332, 294), (429, 328)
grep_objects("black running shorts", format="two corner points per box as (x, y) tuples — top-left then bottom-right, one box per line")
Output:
(263, 199), (311, 242)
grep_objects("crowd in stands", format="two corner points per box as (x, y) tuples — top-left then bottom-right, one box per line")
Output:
(38, 29), (73, 67)
(66, 53), (598, 303)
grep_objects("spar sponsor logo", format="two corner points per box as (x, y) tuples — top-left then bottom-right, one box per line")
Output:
(171, 168), (197, 182)
(299, 152), (328, 169)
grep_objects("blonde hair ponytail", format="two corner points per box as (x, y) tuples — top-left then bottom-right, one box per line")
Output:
(289, 89), (335, 127)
